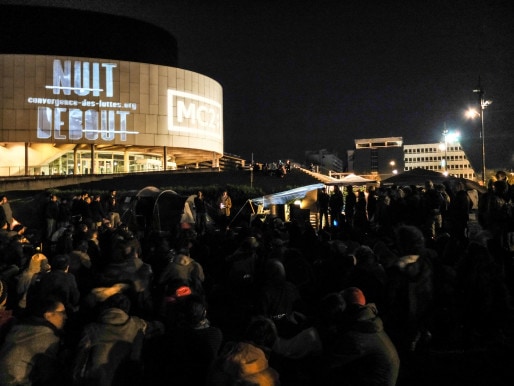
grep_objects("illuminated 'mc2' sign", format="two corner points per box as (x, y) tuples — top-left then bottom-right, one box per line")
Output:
(168, 90), (222, 139)
(33, 59), (138, 141)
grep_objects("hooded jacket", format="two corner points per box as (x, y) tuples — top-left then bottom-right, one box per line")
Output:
(324, 304), (400, 386)
(157, 253), (205, 292)
(222, 342), (280, 386)
(73, 307), (159, 386)
(0, 317), (62, 386)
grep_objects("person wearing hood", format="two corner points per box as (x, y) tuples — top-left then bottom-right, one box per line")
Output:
(385, 225), (435, 353)
(72, 293), (164, 386)
(94, 240), (154, 318)
(27, 254), (80, 315)
(0, 297), (68, 385)
(155, 294), (223, 385)
(207, 340), (280, 386)
(157, 248), (205, 296)
(319, 287), (400, 386)
(16, 252), (51, 312)
(257, 259), (306, 338)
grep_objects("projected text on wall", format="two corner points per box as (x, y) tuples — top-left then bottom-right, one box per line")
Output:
(27, 59), (139, 141)
(168, 90), (222, 140)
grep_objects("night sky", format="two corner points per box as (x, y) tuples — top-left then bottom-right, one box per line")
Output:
(2, 0), (514, 170)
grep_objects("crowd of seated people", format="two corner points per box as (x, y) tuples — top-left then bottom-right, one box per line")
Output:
(0, 176), (513, 385)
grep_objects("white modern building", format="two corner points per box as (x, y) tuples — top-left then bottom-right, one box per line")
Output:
(350, 136), (478, 181)
(404, 142), (476, 180)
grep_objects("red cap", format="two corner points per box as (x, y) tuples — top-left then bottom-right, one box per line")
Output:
(342, 287), (366, 306)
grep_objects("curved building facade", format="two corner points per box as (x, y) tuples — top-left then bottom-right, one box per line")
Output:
(0, 54), (223, 176)
(0, 5), (224, 176)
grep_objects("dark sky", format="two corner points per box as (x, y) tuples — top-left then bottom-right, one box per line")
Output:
(3, 0), (514, 169)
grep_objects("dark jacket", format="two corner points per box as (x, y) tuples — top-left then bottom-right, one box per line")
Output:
(45, 200), (60, 221)
(89, 200), (108, 223)
(157, 253), (205, 294)
(28, 270), (80, 312)
(323, 304), (400, 386)
(73, 307), (162, 386)
(387, 251), (434, 318)
(0, 205), (8, 229)
(163, 322), (223, 385)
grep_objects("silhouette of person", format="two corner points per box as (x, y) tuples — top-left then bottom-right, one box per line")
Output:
(317, 188), (330, 230)
(194, 191), (207, 235)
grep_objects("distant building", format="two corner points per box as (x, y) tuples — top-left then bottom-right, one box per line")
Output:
(351, 137), (404, 179)
(349, 136), (477, 181)
(404, 142), (476, 180)
(305, 149), (344, 173)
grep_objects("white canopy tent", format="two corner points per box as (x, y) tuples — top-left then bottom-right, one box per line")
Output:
(325, 173), (377, 186)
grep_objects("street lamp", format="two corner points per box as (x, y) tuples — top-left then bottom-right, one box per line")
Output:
(441, 125), (460, 177)
(389, 160), (398, 175)
(250, 152), (254, 188)
(466, 79), (492, 185)
(442, 124), (449, 176)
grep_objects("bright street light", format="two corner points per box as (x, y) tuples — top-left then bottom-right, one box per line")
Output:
(466, 108), (480, 119)
(442, 128), (448, 175)
(445, 131), (461, 143)
(441, 124), (460, 176)
(389, 160), (397, 175)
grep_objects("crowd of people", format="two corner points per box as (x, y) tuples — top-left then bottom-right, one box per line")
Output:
(253, 160), (292, 178)
(0, 172), (513, 385)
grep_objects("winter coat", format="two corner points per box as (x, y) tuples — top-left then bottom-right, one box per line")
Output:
(0, 317), (63, 386)
(322, 304), (400, 386)
(387, 251), (434, 323)
(162, 322), (223, 385)
(73, 307), (160, 386)
(28, 270), (80, 312)
(157, 254), (205, 294)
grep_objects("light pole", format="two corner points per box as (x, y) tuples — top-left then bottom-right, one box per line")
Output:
(440, 127), (460, 177)
(250, 152), (254, 188)
(442, 123), (449, 176)
(467, 78), (492, 185)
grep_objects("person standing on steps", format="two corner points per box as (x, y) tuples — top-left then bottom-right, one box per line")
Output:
(194, 191), (207, 235)
(217, 190), (232, 231)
